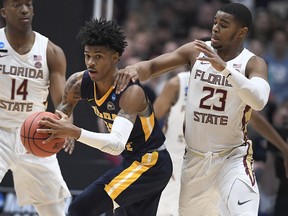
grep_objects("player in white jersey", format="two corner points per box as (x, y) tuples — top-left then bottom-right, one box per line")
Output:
(0, 0), (71, 215)
(115, 3), (288, 215)
(154, 72), (189, 216)
(154, 71), (288, 216)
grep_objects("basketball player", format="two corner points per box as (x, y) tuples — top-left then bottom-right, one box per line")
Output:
(155, 72), (288, 216)
(37, 18), (173, 216)
(113, 3), (279, 215)
(0, 0), (71, 215)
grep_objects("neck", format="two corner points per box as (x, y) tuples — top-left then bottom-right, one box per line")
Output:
(217, 46), (244, 62)
(95, 68), (118, 98)
(5, 27), (35, 54)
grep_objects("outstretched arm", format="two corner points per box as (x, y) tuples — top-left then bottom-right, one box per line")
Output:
(250, 111), (288, 178)
(114, 42), (198, 93)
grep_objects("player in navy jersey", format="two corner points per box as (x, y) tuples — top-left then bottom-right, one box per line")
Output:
(37, 18), (172, 216)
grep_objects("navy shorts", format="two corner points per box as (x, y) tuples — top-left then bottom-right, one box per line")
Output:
(69, 149), (172, 216)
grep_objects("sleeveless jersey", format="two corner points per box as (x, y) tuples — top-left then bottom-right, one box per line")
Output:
(185, 41), (254, 152)
(81, 71), (165, 158)
(0, 28), (49, 128)
(163, 72), (189, 157)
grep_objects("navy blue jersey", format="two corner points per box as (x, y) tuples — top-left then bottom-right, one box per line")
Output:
(80, 71), (165, 158)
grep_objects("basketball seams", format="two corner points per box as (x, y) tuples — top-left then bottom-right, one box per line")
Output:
(20, 111), (65, 157)
(27, 111), (44, 156)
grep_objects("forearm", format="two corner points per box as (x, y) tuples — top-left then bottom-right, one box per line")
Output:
(251, 113), (287, 153)
(221, 66), (270, 110)
(77, 116), (133, 155)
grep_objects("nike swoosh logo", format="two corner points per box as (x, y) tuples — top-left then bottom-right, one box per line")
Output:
(0, 54), (8, 58)
(238, 199), (252, 205)
(200, 61), (209, 64)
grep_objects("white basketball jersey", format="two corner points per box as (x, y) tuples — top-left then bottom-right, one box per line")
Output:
(0, 28), (49, 128)
(164, 72), (190, 157)
(185, 41), (254, 152)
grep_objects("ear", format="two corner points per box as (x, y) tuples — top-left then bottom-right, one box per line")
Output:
(112, 52), (120, 64)
(238, 27), (248, 39)
(1, 8), (6, 18)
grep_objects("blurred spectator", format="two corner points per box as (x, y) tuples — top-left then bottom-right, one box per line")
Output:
(264, 28), (288, 104)
(266, 102), (288, 215)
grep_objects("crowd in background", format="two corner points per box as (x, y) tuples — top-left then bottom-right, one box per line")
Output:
(112, 0), (288, 215)
(0, 0), (287, 215)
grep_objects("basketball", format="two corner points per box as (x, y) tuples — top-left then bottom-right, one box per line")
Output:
(20, 111), (65, 157)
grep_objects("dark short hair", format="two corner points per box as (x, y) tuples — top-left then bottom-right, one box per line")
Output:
(219, 3), (252, 29)
(76, 18), (127, 56)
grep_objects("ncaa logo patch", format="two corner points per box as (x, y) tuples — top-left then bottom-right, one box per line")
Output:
(111, 93), (116, 101)
(0, 42), (5, 48)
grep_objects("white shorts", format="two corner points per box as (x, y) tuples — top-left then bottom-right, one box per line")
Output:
(179, 144), (259, 216)
(0, 127), (71, 206)
(157, 152), (183, 216)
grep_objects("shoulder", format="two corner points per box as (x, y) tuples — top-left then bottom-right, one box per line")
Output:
(66, 71), (84, 90)
(47, 40), (65, 58)
(246, 55), (268, 79)
(120, 83), (147, 114)
(166, 74), (180, 90)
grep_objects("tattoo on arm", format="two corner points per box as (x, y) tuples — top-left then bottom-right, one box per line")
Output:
(118, 109), (136, 124)
(57, 74), (82, 117)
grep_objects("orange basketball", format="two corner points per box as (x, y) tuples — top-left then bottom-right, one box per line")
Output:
(20, 111), (65, 157)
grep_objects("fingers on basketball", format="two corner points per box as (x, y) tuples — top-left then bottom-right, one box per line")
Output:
(20, 111), (65, 157)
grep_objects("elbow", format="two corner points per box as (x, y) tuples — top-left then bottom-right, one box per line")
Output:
(251, 100), (267, 111)
(238, 88), (269, 111)
(100, 140), (125, 156)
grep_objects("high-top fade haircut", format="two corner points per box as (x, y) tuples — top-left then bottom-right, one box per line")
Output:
(77, 18), (127, 56)
(219, 3), (252, 29)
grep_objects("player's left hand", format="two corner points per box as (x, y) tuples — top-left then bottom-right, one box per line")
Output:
(194, 39), (227, 72)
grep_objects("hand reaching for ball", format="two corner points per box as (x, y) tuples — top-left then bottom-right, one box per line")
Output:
(37, 110), (81, 146)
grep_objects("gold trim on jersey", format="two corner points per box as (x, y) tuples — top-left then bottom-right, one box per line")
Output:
(242, 105), (252, 139)
(244, 140), (256, 186)
(94, 83), (114, 106)
(104, 151), (159, 200)
(140, 113), (155, 141)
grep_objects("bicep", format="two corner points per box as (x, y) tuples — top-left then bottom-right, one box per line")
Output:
(47, 41), (67, 107)
(118, 85), (148, 124)
(246, 56), (268, 81)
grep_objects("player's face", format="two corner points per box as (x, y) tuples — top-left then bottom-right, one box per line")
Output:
(211, 11), (243, 50)
(1, 0), (34, 29)
(84, 45), (117, 82)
